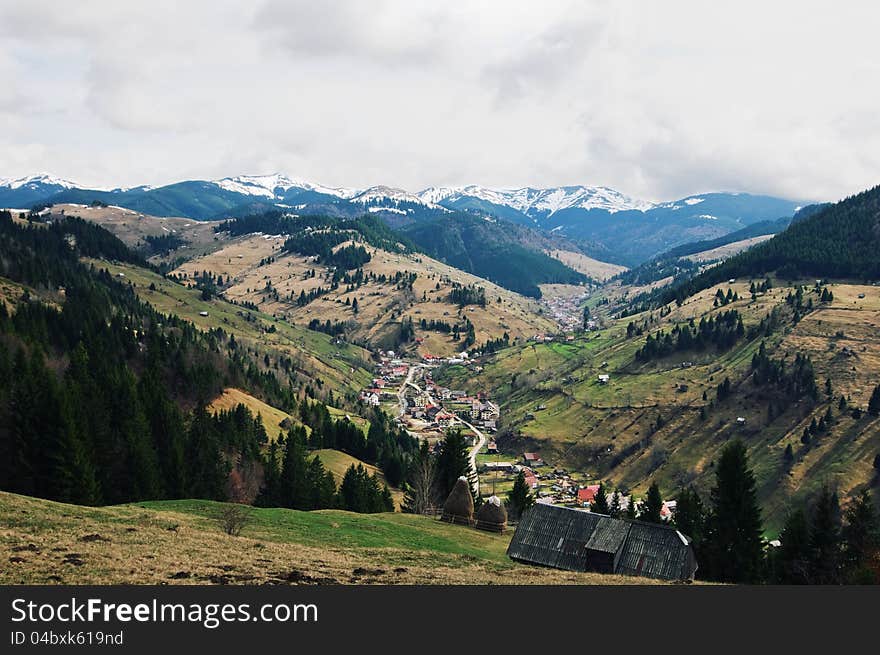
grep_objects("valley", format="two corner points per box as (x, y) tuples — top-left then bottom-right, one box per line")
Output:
(2, 176), (879, 584)
(435, 271), (880, 532)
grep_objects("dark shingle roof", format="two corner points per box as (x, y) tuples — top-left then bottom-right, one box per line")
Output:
(507, 503), (697, 581)
(616, 521), (695, 581)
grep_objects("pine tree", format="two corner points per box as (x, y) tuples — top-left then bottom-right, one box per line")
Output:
(185, 405), (228, 501)
(507, 471), (534, 520)
(591, 483), (610, 515)
(673, 486), (705, 546)
(640, 482), (664, 523)
(279, 427), (310, 509)
(609, 490), (622, 518)
(625, 495), (638, 520)
(841, 489), (879, 583)
(809, 485), (842, 584)
(775, 508), (811, 583)
(704, 441), (765, 583)
(869, 384), (880, 416)
(435, 430), (474, 500)
(257, 440), (282, 507)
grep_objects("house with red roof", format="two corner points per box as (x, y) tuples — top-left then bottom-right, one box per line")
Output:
(577, 485), (601, 507)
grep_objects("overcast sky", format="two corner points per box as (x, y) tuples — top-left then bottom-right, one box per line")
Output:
(1, 0), (879, 202)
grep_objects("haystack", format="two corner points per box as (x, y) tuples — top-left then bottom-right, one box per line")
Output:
(475, 495), (507, 533)
(441, 476), (474, 526)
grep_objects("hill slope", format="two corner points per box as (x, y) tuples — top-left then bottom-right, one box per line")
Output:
(436, 275), (880, 532)
(401, 213), (589, 298)
(0, 492), (653, 585)
(654, 186), (880, 306)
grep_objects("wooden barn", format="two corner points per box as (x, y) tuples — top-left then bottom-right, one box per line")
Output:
(506, 503), (698, 581)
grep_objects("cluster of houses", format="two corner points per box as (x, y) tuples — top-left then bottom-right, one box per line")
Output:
(421, 350), (483, 369)
(480, 449), (678, 521)
(359, 351), (409, 407)
(539, 289), (599, 333)
(405, 373), (500, 433)
(405, 395), (457, 430)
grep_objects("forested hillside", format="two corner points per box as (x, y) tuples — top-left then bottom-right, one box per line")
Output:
(647, 186), (880, 307)
(0, 212), (416, 512)
(216, 211), (415, 253)
(401, 213), (589, 297)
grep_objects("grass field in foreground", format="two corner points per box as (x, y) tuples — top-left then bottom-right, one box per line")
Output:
(0, 492), (662, 585)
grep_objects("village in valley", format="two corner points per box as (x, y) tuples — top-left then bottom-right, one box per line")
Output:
(359, 345), (678, 521)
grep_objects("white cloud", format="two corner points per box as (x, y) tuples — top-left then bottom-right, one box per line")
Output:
(0, 0), (878, 202)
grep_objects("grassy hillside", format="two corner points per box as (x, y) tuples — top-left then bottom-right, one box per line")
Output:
(310, 449), (404, 509)
(547, 249), (627, 281)
(436, 278), (880, 533)
(54, 205), (559, 357)
(170, 233), (557, 357)
(0, 492), (656, 585)
(46, 203), (223, 264)
(210, 388), (300, 441)
(93, 259), (373, 397)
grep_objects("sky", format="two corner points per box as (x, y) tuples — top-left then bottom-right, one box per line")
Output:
(1, 0), (879, 203)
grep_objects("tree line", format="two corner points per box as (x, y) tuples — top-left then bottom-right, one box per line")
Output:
(634, 310), (745, 362)
(593, 441), (879, 583)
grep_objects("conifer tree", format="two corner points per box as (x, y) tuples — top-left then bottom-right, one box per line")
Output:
(673, 486), (705, 546)
(591, 483), (610, 515)
(809, 485), (842, 584)
(609, 490), (622, 518)
(435, 430), (474, 500)
(841, 490), (879, 583)
(775, 508), (811, 584)
(279, 427), (310, 509)
(869, 384), (880, 416)
(640, 482), (664, 523)
(704, 441), (765, 583)
(625, 494), (638, 520)
(507, 471), (534, 520)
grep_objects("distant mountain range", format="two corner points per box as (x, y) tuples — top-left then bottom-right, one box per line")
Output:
(0, 172), (807, 264)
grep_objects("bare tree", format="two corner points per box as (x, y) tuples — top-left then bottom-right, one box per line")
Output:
(216, 503), (252, 537)
(402, 444), (440, 515)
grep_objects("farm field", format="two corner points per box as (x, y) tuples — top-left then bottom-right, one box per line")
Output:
(0, 492), (659, 585)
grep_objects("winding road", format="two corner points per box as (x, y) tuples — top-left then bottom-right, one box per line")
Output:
(398, 363), (487, 495)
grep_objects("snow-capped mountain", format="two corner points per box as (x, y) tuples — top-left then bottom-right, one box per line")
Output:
(0, 173), (83, 208)
(212, 177), (446, 210)
(0, 173), (78, 191)
(2, 171), (803, 263)
(417, 184), (655, 218)
(212, 174), (356, 200)
(349, 185), (445, 209)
